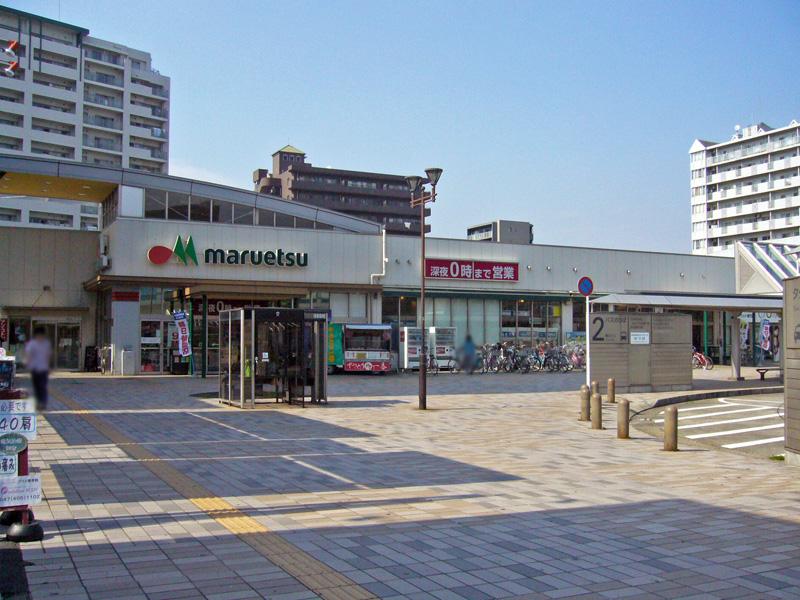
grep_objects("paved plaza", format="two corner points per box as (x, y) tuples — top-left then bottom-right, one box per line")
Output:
(3, 371), (800, 599)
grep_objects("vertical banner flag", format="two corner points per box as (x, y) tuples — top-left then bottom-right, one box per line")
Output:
(760, 319), (771, 352)
(172, 311), (191, 357)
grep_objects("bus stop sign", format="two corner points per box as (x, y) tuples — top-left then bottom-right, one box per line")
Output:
(578, 276), (594, 297)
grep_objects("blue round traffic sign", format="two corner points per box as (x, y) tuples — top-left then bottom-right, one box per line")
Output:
(578, 276), (594, 296)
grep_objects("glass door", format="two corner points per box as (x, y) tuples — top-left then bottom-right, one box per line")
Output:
(56, 323), (81, 369)
(140, 320), (162, 372)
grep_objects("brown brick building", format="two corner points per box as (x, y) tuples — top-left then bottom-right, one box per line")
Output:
(253, 146), (427, 235)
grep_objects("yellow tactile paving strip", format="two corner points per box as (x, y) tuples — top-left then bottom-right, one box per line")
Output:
(50, 389), (376, 600)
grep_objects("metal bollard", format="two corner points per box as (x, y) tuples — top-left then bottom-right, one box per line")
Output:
(591, 392), (603, 429)
(579, 385), (590, 421)
(607, 378), (616, 403)
(591, 380), (599, 396)
(617, 399), (629, 439)
(663, 406), (678, 451)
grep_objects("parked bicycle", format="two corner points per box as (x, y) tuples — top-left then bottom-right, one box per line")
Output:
(692, 346), (714, 370)
(422, 346), (439, 376)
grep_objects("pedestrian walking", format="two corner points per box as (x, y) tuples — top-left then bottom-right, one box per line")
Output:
(25, 326), (52, 411)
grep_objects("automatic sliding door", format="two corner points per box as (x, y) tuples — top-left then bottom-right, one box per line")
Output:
(56, 323), (80, 370)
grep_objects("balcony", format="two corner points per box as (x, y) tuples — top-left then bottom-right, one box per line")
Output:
(83, 49), (123, 66)
(129, 103), (168, 120)
(292, 178), (408, 198)
(83, 115), (121, 131)
(83, 136), (122, 153)
(84, 93), (123, 109)
(707, 136), (800, 166)
(129, 144), (167, 161)
(85, 71), (123, 87)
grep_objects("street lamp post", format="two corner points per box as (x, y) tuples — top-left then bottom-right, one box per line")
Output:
(406, 168), (443, 410)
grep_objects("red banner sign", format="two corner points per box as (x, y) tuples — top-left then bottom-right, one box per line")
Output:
(425, 258), (519, 281)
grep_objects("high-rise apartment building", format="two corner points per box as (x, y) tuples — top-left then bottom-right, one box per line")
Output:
(253, 146), (425, 235)
(0, 6), (169, 230)
(690, 121), (800, 256)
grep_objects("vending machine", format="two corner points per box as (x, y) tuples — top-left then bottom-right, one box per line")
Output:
(399, 327), (426, 371)
(429, 327), (457, 368)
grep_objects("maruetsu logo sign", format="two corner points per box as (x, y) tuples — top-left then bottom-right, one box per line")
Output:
(148, 236), (309, 268)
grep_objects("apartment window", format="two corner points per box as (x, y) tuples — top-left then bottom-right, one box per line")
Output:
(144, 189), (167, 219)
(167, 192), (189, 221)
(0, 207), (21, 222)
(29, 211), (73, 228)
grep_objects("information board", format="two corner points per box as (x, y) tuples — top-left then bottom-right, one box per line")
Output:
(0, 454), (17, 475)
(589, 314), (628, 344)
(785, 278), (800, 350)
(0, 475), (41, 507)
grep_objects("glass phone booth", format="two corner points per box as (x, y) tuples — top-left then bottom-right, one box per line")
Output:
(219, 308), (327, 408)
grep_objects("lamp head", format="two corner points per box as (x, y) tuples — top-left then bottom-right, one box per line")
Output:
(425, 167), (443, 185)
(405, 175), (424, 193)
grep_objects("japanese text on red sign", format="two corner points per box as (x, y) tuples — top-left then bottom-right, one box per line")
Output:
(425, 259), (518, 281)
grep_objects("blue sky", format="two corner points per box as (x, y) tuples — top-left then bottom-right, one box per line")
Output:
(11, 0), (800, 252)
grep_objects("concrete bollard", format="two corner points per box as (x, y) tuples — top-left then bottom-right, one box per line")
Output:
(579, 385), (590, 421)
(607, 378), (616, 404)
(591, 380), (599, 396)
(617, 399), (629, 439)
(663, 406), (678, 451)
(591, 392), (603, 429)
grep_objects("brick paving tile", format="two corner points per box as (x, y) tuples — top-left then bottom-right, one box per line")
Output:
(7, 373), (800, 600)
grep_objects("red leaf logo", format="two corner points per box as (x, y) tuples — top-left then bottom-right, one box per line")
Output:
(147, 245), (173, 265)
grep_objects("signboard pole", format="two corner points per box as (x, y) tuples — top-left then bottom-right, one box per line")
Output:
(0, 396), (43, 541)
(577, 276), (594, 387)
(586, 294), (591, 387)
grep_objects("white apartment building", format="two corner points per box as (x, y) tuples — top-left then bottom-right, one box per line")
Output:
(690, 120), (800, 256)
(0, 6), (169, 230)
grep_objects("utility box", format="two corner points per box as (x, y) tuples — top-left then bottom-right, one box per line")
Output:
(589, 312), (691, 393)
(782, 277), (800, 464)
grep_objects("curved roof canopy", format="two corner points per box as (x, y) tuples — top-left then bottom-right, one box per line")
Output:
(0, 153), (381, 234)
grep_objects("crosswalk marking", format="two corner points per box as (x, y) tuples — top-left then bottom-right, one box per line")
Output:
(678, 413), (784, 430)
(686, 423), (784, 440)
(654, 406), (773, 423)
(658, 402), (743, 415)
(722, 436), (785, 449)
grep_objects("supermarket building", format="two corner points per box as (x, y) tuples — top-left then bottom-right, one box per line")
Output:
(0, 154), (738, 374)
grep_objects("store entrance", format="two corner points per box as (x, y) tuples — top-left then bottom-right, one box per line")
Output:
(9, 318), (81, 371)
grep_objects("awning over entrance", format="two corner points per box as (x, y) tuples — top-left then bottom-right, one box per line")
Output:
(590, 293), (783, 312)
(736, 241), (800, 295)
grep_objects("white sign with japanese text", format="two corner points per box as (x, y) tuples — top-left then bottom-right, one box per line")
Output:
(0, 399), (35, 414)
(0, 475), (41, 507)
(0, 454), (17, 476)
(0, 413), (37, 440)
